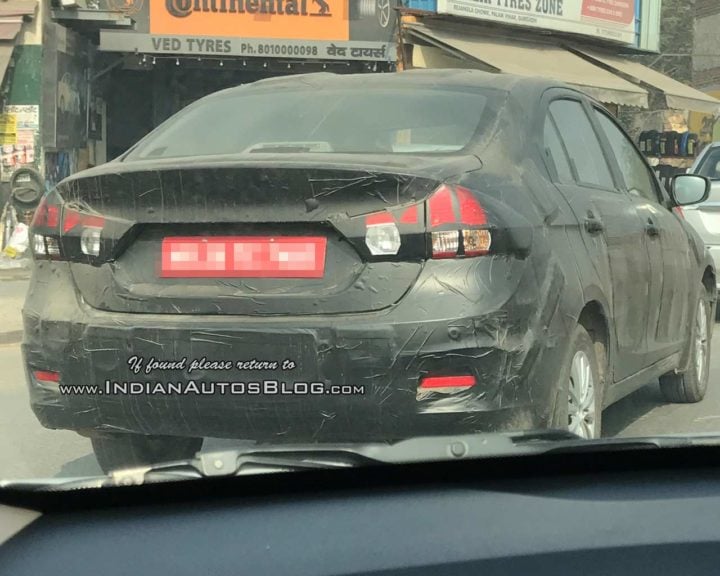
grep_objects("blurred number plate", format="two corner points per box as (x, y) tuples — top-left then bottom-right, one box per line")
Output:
(161, 236), (327, 278)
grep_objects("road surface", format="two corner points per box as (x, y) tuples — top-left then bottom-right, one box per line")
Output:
(2, 331), (720, 480)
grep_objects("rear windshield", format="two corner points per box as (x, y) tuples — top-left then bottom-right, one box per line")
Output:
(124, 86), (496, 160)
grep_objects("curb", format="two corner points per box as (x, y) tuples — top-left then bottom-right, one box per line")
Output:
(0, 330), (23, 345)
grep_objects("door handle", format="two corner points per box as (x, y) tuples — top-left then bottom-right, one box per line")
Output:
(584, 216), (604, 234)
(646, 218), (660, 237)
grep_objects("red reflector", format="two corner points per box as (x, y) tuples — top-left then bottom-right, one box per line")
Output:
(455, 185), (487, 225)
(399, 205), (419, 224)
(33, 370), (60, 383)
(161, 237), (327, 278)
(419, 375), (475, 389)
(428, 185), (457, 227)
(365, 212), (395, 226)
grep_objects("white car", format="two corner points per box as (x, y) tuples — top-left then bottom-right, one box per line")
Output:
(686, 142), (720, 298)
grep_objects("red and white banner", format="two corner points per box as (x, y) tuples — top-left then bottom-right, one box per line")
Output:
(436, 0), (638, 45)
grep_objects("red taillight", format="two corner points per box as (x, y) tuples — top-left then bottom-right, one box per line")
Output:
(455, 185), (487, 226)
(399, 204), (419, 224)
(419, 375), (476, 389)
(365, 212), (395, 226)
(62, 207), (105, 233)
(31, 192), (107, 259)
(30, 196), (59, 229)
(673, 206), (684, 219)
(30, 194), (63, 260)
(428, 184), (457, 227)
(426, 184), (491, 259)
(33, 370), (60, 383)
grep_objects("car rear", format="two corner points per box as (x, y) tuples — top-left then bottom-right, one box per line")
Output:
(22, 72), (562, 443)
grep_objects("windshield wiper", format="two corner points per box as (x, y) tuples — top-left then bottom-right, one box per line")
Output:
(5, 430), (719, 491)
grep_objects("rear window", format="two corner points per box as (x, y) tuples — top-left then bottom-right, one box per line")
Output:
(124, 86), (496, 160)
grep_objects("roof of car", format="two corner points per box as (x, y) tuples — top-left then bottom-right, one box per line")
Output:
(205, 69), (568, 100)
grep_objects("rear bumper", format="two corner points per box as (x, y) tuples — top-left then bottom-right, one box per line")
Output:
(21, 260), (569, 442)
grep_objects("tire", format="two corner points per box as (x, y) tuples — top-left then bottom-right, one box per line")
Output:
(91, 433), (203, 474)
(553, 324), (603, 439)
(660, 283), (712, 403)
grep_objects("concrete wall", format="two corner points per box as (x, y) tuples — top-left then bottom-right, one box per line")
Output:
(17, 0), (42, 46)
(693, 12), (720, 91)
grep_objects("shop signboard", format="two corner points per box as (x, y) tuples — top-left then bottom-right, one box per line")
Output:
(0, 114), (17, 145)
(435, 0), (638, 46)
(0, 105), (40, 182)
(99, 0), (397, 60)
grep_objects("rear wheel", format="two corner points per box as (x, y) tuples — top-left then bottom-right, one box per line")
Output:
(554, 324), (603, 439)
(660, 285), (712, 403)
(90, 433), (203, 474)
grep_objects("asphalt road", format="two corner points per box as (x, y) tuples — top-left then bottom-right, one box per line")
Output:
(2, 309), (720, 479)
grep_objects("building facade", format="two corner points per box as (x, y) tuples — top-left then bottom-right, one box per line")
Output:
(691, 0), (720, 143)
(39, 0), (399, 184)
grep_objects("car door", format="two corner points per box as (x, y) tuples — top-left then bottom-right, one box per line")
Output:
(591, 107), (694, 365)
(542, 95), (651, 381)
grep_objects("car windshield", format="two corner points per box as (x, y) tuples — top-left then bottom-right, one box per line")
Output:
(2, 0), (720, 489)
(124, 86), (494, 159)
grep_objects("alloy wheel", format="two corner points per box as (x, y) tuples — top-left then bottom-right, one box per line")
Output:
(695, 298), (709, 386)
(568, 350), (597, 439)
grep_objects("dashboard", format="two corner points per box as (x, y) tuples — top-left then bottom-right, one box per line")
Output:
(1, 447), (720, 575)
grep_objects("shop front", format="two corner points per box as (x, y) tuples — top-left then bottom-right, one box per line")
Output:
(50, 0), (399, 166)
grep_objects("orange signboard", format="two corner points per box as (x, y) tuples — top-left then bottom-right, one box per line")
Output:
(581, 0), (634, 25)
(151, 0), (349, 41)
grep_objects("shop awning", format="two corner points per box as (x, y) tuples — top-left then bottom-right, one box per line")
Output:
(0, 0), (37, 88)
(403, 21), (649, 108)
(568, 47), (720, 115)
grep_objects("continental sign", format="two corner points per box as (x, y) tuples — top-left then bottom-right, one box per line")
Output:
(154, 0), (348, 40)
(98, 0), (396, 60)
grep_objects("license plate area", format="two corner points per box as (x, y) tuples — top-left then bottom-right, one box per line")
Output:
(160, 236), (327, 278)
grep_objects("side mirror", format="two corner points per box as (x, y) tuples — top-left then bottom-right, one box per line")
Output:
(670, 174), (711, 206)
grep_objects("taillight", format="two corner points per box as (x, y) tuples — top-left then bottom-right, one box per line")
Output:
(30, 192), (107, 259)
(427, 184), (491, 259)
(62, 207), (105, 257)
(62, 207), (105, 234)
(673, 206), (684, 219)
(365, 211), (401, 256)
(30, 197), (59, 229)
(30, 193), (63, 260)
